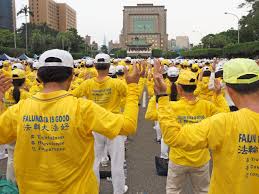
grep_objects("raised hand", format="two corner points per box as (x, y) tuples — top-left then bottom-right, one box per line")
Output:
(153, 59), (167, 95)
(214, 79), (222, 95)
(125, 63), (141, 84)
(0, 74), (12, 99)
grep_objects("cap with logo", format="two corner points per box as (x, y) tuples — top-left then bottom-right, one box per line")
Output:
(39, 49), (74, 68)
(223, 58), (259, 84)
(176, 70), (197, 85)
(12, 69), (26, 79)
(95, 53), (111, 64)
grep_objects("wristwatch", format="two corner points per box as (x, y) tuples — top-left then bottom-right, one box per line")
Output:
(156, 94), (168, 103)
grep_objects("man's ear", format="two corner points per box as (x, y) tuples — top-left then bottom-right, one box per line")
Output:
(226, 85), (239, 105)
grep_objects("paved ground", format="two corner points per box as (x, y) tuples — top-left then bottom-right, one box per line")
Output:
(100, 103), (194, 194)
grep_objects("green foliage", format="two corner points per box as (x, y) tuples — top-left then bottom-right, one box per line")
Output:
(223, 41), (259, 57)
(180, 41), (259, 58)
(71, 53), (86, 59)
(0, 29), (15, 48)
(181, 48), (222, 58)
(0, 46), (26, 57)
(152, 49), (162, 58)
(100, 45), (108, 54)
(162, 51), (178, 58)
(115, 49), (127, 58)
(201, 29), (238, 48)
(239, 0), (259, 42)
(10, 24), (87, 55)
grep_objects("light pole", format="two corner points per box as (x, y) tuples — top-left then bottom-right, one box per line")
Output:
(225, 12), (240, 44)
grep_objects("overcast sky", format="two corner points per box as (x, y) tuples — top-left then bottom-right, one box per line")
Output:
(16, 0), (249, 45)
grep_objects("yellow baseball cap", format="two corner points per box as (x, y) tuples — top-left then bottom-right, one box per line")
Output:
(192, 64), (199, 70)
(223, 58), (259, 84)
(176, 70), (197, 85)
(12, 69), (26, 79)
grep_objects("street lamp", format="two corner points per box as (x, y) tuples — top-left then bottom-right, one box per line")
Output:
(225, 12), (240, 44)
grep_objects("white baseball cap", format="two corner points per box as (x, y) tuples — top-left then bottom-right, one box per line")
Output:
(12, 63), (24, 70)
(95, 53), (111, 64)
(0, 61), (3, 67)
(116, 65), (124, 73)
(125, 57), (131, 62)
(86, 59), (94, 66)
(33, 61), (40, 70)
(167, 67), (180, 78)
(39, 49), (74, 68)
(109, 65), (116, 76)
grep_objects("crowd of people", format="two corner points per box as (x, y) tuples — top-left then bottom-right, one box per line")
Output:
(0, 49), (258, 194)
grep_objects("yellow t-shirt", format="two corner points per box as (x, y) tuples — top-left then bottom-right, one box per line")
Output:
(72, 76), (128, 113)
(195, 77), (215, 102)
(158, 97), (259, 194)
(79, 67), (98, 79)
(4, 87), (31, 108)
(147, 95), (229, 167)
(0, 84), (139, 194)
(27, 71), (37, 83)
(29, 84), (43, 95)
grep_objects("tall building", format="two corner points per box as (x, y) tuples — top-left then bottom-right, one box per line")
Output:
(168, 38), (176, 51)
(91, 41), (98, 50)
(85, 35), (91, 46)
(120, 4), (168, 57)
(176, 36), (190, 50)
(0, 0), (16, 30)
(29, 0), (77, 32)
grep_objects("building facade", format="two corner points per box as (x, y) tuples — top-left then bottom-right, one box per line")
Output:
(176, 36), (190, 50)
(120, 4), (168, 57)
(85, 35), (91, 46)
(108, 40), (121, 53)
(0, 0), (16, 30)
(29, 0), (76, 32)
(168, 38), (176, 51)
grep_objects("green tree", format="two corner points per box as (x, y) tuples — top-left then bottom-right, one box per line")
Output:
(31, 29), (44, 54)
(115, 49), (127, 58)
(152, 49), (162, 57)
(0, 29), (14, 47)
(57, 32), (71, 50)
(239, 0), (259, 41)
(100, 45), (108, 54)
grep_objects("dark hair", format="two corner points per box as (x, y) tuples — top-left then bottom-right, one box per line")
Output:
(109, 74), (117, 78)
(12, 76), (25, 103)
(191, 69), (198, 73)
(37, 66), (73, 83)
(170, 82), (178, 101)
(226, 74), (259, 94)
(116, 71), (124, 76)
(179, 84), (197, 93)
(215, 71), (223, 78)
(203, 71), (211, 77)
(95, 63), (110, 70)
